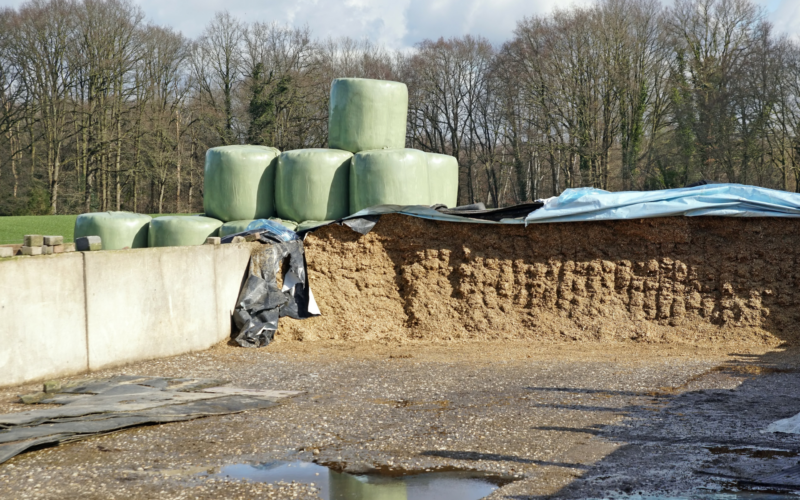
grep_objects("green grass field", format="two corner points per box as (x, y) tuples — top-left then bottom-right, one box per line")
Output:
(0, 213), (197, 245)
(0, 215), (78, 244)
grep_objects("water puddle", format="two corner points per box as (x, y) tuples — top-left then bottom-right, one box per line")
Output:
(204, 460), (517, 500)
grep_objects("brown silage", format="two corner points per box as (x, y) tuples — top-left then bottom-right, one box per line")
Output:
(279, 214), (800, 347)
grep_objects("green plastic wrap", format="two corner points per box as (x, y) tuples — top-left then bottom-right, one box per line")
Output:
(295, 220), (331, 232)
(204, 145), (281, 222)
(276, 148), (353, 222)
(350, 149), (430, 213)
(427, 153), (459, 208)
(73, 212), (152, 250)
(271, 218), (298, 231)
(148, 216), (223, 247)
(219, 220), (255, 238)
(328, 78), (408, 153)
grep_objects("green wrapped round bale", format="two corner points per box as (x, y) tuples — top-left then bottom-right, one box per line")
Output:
(148, 216), (223, 247)
(276, 149), (353, 222)
(328, 78), (408, 153)
(204, 145), (280, 222)
(350, 149), (430, 213)
(74, 212), (152, 250)
(219, 220), (256, 238)
(427, 153), (459, 208)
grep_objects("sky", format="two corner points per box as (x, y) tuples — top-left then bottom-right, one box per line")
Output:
(0, 0), (798, 49)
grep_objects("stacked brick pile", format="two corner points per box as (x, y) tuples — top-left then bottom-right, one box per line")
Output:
(0, 235), (78, 258)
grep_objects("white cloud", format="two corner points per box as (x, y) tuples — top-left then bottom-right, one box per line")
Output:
(766, 0), (800, 40)
(129, 0), (591, 48)
(0, 0), (797, 47)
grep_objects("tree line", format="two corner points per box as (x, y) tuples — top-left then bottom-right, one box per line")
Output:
(1, 0), (799, 216)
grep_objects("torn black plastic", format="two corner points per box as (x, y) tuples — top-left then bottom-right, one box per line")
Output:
(232, 238), (319, 348)
(432, 202), (544, 221)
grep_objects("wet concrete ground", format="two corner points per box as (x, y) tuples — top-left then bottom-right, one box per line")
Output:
(0, 341), (798, 499)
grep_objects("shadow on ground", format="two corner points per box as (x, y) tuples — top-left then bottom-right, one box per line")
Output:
(504, 348), (800, 499)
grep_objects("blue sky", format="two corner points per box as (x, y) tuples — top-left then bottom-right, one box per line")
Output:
(0, 0), (797, 48)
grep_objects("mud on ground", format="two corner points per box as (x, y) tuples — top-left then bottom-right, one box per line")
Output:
(281, 215), (800, 346)
(0, 342), (798, 499)
(0, 342), (783, 499)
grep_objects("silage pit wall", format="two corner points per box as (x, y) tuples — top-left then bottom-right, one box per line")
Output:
(0, 242), (258, 388)
(281, 214), (799, 346)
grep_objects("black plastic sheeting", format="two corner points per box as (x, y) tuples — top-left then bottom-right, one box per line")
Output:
(0, 376), (299, 465)
(432, 202), (544, 221)
(232, 237), (319, 348)
(294, 202), (545, 238)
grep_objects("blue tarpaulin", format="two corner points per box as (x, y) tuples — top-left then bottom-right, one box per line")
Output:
(525, 184), (800, 224)
(294, 184), (800, 234)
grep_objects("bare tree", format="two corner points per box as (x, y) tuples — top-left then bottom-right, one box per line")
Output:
(190, 11), (244, 145)
(140, 25), (188, 213)
(406, 36), (494, 204)
(2, 0), (800, 216)
(10, 0), (78, 213)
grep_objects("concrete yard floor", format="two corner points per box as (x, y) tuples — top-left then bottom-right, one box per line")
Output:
(0, 341), (799, 499)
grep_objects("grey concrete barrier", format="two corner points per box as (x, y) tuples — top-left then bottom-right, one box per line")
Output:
(0, 243), (255, 387)
(0, 253), (87, 387)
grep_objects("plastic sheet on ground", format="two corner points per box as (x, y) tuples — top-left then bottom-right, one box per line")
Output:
(764, 412), (800, 434)
(525, 184), (800, 224)
(0, 376), (300, 464)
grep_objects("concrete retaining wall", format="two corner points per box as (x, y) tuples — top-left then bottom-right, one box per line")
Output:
(0, 243), (255, 388)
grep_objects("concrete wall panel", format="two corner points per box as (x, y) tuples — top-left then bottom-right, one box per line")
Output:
(85, 245), (220, 370)
(0, 254), (88, 386)
(1, 243), (256, 387)
(214, 243), (254, 341)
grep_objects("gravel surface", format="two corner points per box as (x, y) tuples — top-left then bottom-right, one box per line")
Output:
(0, 341), (795, 499)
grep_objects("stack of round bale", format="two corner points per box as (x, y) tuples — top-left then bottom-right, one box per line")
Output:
(72, 144), (290, 249)
(270, 78), (460, 224)
(206, 78), (458, 230)
(71, 77), (459, 250)
(326, 77), (458, 214)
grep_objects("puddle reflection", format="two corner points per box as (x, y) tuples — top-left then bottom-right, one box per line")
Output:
(208, 460), (514, 500)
